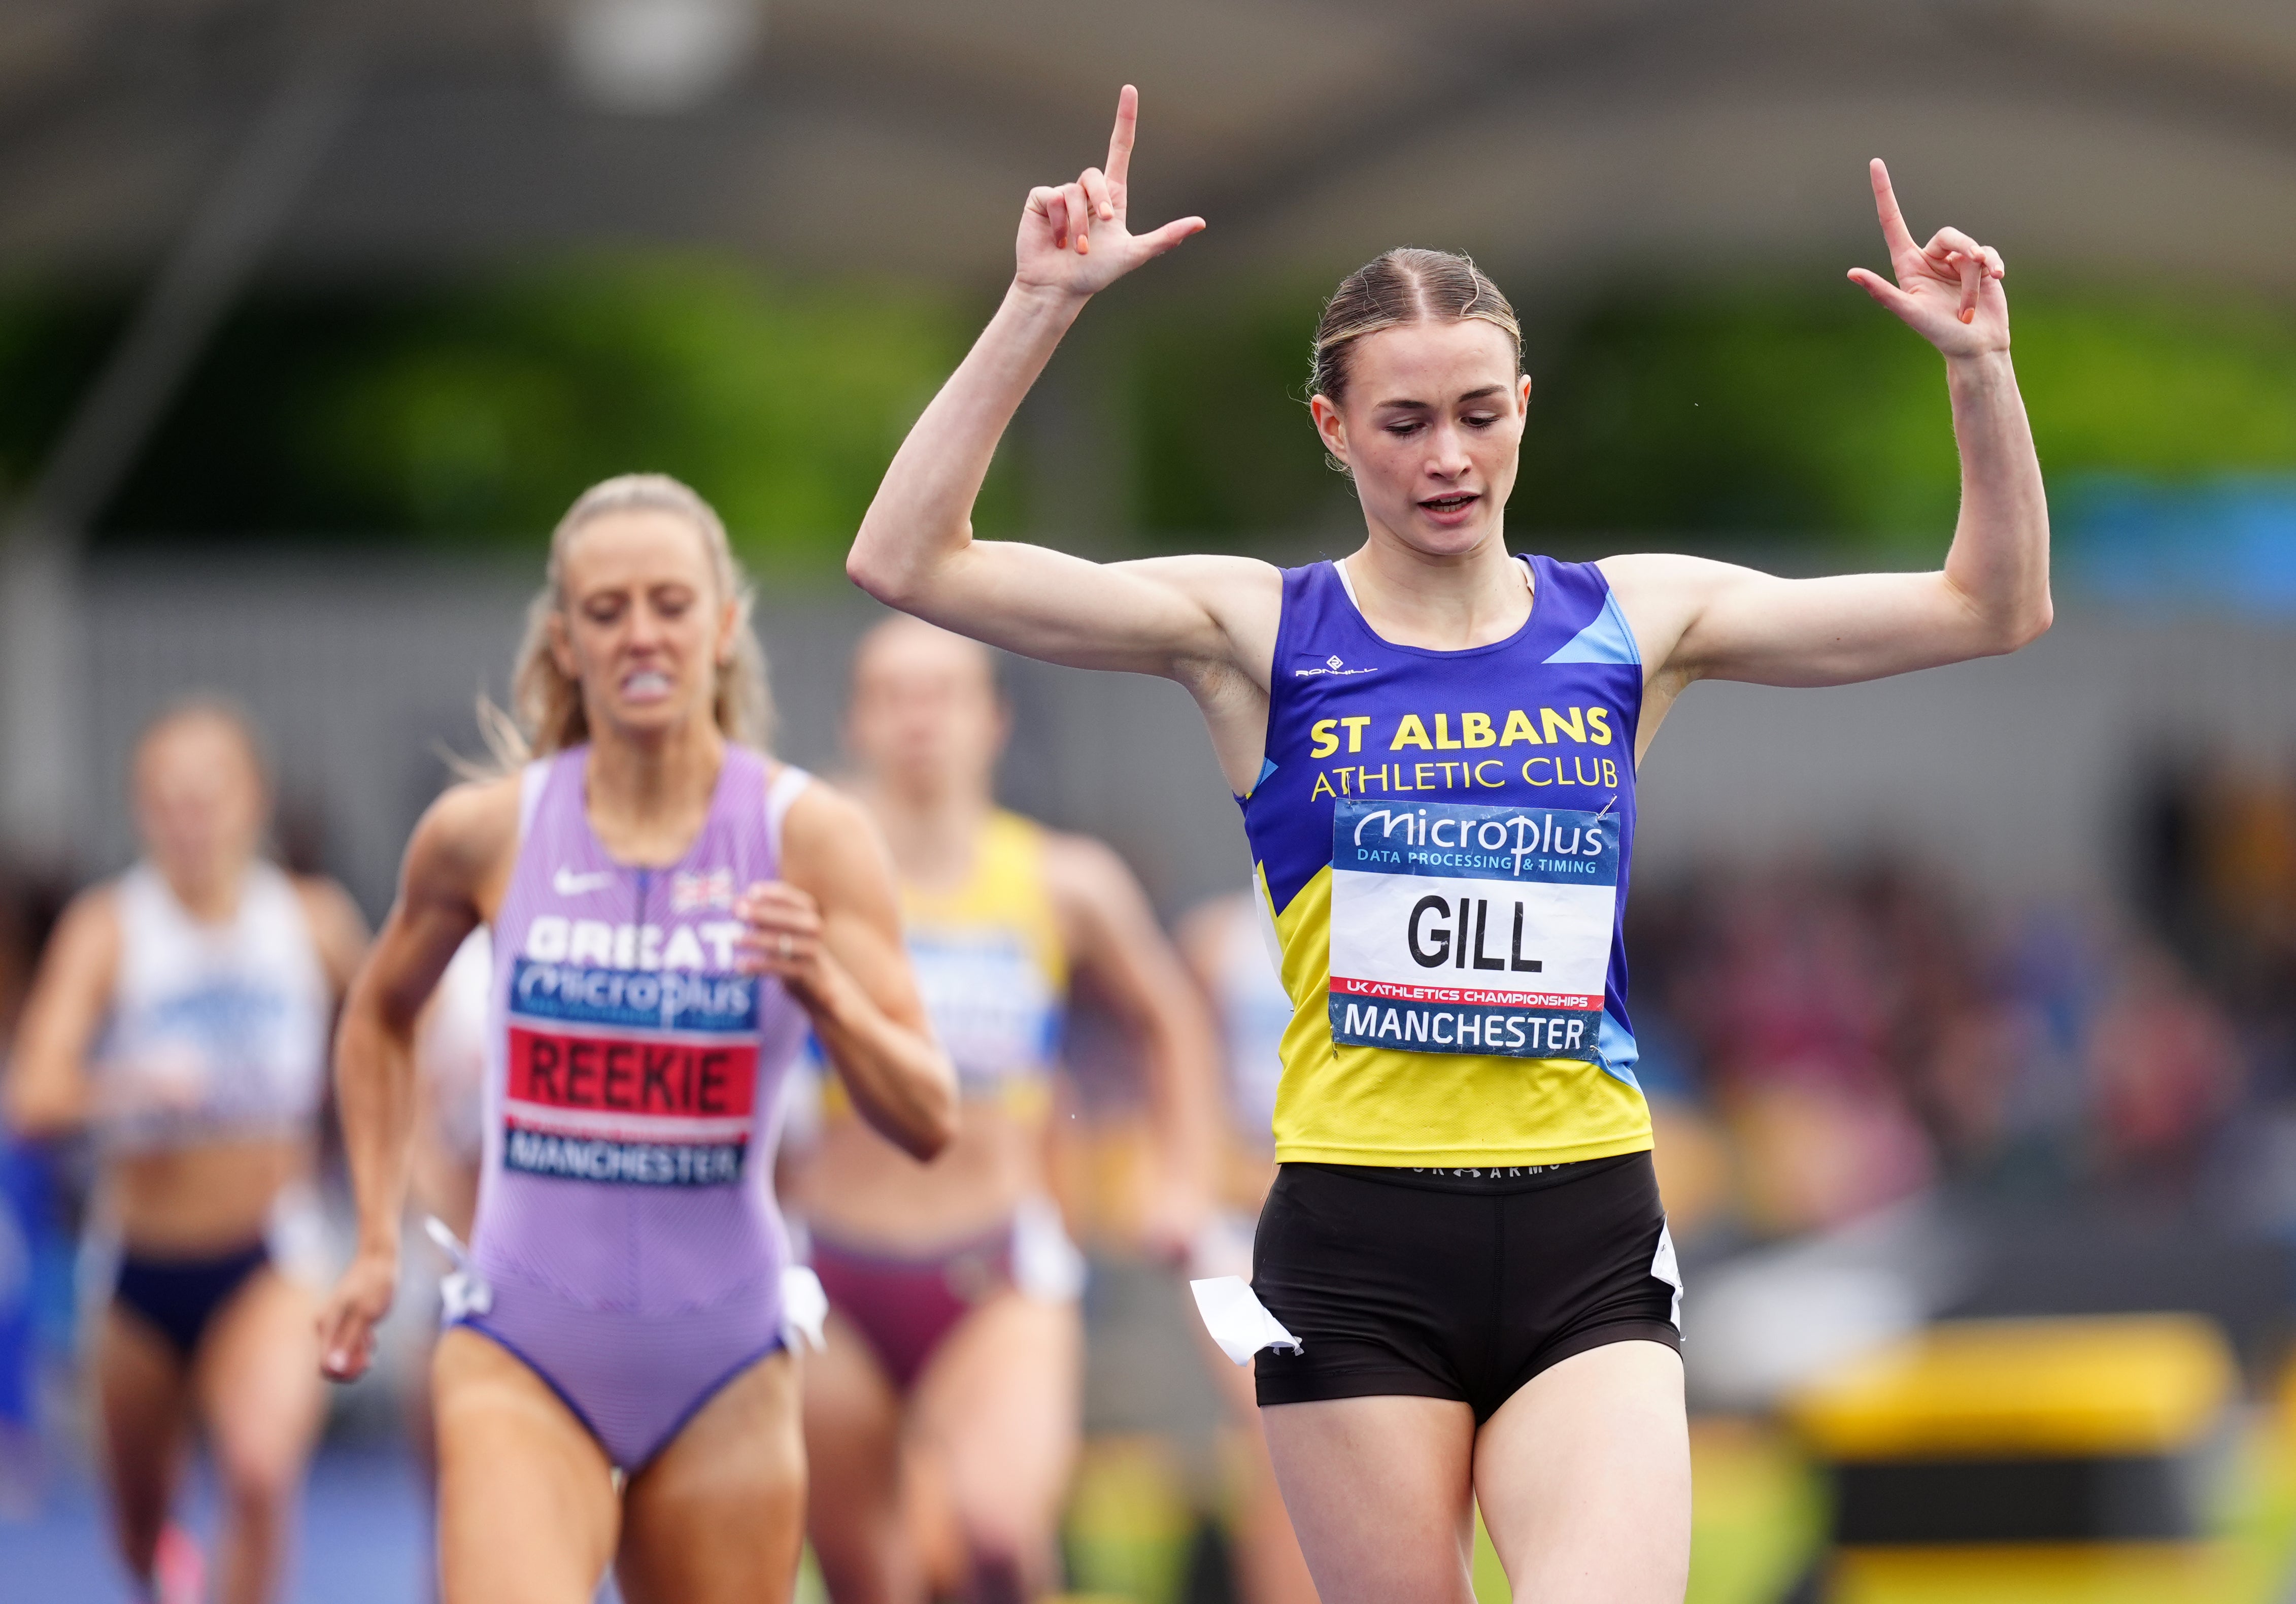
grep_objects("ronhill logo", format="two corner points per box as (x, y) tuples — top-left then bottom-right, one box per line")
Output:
(1294, 653), (1379, 678)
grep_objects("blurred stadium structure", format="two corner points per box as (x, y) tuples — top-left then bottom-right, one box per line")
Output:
(1, 2), (2295, 1600)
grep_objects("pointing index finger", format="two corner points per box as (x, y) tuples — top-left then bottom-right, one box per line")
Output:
(1106, 84), (1139, 190)
(1869, 157), (1917, 260)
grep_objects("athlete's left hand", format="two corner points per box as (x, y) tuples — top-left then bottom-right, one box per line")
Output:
(1847, 158), (2008, 359)
(736, 880), (831, 996)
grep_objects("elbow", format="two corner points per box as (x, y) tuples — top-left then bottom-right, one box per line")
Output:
(900, 1083), (960, 1164)
(845, 528), (913, 610)
(1994, 592), (2054, 655)
(4, 1084), (73, 1144)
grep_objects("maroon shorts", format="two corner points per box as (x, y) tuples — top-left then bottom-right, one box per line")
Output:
(809, 1225), (1016, 1391)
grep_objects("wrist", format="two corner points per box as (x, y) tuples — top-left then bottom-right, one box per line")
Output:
(1945, 346), (2016, 390)
(1004, 277), (1092, 323)
(355, 1221), (401, 1262)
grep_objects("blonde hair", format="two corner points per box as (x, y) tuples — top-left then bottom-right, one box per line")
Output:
(482, 474), (773, 766)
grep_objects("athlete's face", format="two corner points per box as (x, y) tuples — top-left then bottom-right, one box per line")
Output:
(1312, 320), (1530, 559)
(551, 510), (738, 743)
(134, 714), (267, 895)
(846, 622), (1006, 806)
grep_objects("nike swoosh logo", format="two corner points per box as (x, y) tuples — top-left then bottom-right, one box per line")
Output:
(553, 868), (615, 896)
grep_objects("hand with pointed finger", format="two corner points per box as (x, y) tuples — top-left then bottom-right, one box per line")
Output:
(1016, 83), (1205, 301)
(1847, 159), (2008, 360)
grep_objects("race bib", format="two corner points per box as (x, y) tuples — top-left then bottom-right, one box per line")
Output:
(500, 958), (761, 1186)
(1328, 800), (1616, 1061)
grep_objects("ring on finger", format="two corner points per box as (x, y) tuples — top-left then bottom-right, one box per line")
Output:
(779, 933), (794, 959)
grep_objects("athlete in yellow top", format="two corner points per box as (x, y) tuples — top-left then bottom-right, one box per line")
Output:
(780, 616), (1217, 1603)
(845, 87), (2049, 1604)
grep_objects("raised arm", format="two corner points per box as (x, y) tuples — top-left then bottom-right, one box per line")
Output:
(1047, 833), (1221, 1261)
(747, 782), (957, 1162)
(3, 890), (119, 1141)
(318, 778), (515, 1381)
(846, 86), (1278, 699)
(1605, 159), (2050, 705)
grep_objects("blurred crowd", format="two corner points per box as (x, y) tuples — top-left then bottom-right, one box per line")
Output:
(1635, 754), (2296, 1249)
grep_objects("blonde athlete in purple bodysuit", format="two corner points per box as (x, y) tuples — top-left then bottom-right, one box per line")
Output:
(316, 475), (957, 1604)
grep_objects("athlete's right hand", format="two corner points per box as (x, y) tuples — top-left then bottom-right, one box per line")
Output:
(1016, 84), (1204, 300)
(316, 1249), (397, 1383)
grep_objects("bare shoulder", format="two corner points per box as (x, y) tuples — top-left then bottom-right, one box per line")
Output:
(778, 775), (897, 904)
(289, 874), (365, 932)
(289, 874), (371, 989)
(409, 774), (525, 892)
(1040, 827), (1151, 913)
(44, 882), (123, 975)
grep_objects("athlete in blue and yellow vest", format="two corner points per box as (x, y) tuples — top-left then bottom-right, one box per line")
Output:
(1245, 555), (1650, 1169)
(848, 86), (2051, 1604)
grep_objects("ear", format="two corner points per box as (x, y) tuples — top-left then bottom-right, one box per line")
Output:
(1518, 373), (1533, 413)
(716, 595), (741, 667)
(1309, 392), (1349, 466)
(546, 608), (580, 682)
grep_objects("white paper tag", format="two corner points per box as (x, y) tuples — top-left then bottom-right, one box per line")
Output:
(1652, 1222), (1683, 1331)
(1190, 1275), (1303, 1365)
(781, 1265), (829, 1353)
(424, 1215), (494, 1321)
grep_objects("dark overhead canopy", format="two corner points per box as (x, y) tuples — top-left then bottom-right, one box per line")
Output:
(3, 0), (2293, 295)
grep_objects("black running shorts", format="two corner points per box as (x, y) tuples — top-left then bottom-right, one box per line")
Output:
(1250, 1153), (1680, 1423)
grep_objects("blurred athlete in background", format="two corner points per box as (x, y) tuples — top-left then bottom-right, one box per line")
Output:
(1176, 890), (1314, 1604)
(781, 615), (1218, 1604)
(5, 700), (367, 1604)
(315, 475), (956, 1604)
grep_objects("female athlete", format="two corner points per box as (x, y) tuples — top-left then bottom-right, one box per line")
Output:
(845, 87), (2049, 1604)
(314, 474), (958, 1604)
(781, 614), (1216, 1603)
(6, 700), (368, 1604)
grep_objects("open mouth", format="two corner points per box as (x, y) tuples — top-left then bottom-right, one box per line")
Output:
(1419, 492), (1479, 518)
(621, 669), (673, 701)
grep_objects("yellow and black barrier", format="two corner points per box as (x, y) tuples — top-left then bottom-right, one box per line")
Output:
(1783, 1314), (2239, 1602)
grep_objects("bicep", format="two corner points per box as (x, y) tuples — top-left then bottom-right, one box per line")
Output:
(1607, 554), (1992, 690)
(900, 543), (1276, 681)
(358, 791), (509, 1030)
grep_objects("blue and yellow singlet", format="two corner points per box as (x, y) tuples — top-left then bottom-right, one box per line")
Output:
(1240, 555), (1651, 1168)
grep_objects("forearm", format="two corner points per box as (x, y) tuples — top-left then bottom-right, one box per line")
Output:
(800, 963), (956, 1161)
(1940, 350), (2051, 648)
(335, 1006), (420, 1259)
(849, 282), (1085, 604)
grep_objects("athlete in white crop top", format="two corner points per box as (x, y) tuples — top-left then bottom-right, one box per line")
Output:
(6, 700), (367, 1604)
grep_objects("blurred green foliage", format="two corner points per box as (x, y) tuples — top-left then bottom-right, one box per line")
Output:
(3, 257), (1022, 571)
(1124, 279), (2296, 552)
(0, 259), (2288, 569)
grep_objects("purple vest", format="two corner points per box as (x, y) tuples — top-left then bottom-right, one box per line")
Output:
(474, 744), (811, 1313)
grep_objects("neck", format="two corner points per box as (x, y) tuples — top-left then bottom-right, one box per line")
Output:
(1344, 526), (1530, 651)
(161, 861), (245, 924)
(859, 778), (992, 889)
(582, 716), (728, 866)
